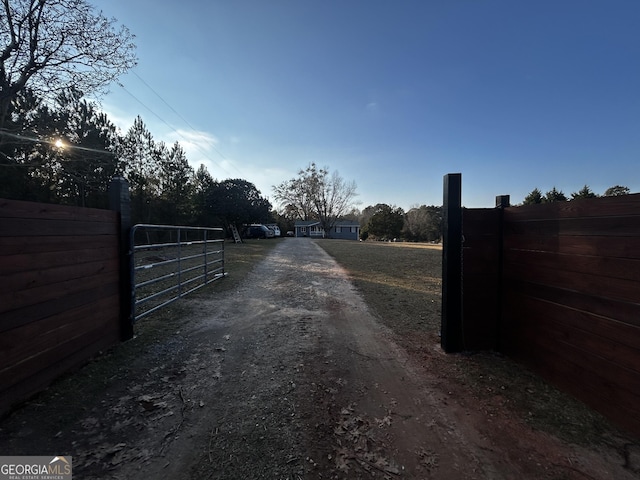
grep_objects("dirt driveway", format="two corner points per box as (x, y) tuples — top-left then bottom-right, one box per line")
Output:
(1, 239), (638, 479)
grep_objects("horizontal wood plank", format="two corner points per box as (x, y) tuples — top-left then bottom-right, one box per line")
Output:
(0, 294), (119, 372)
(503, 261), (639, 305)
(501, 333), (640, 435)
(502, 293), (640, 370)
(504, 280), (640, 329)
(0, 197), (124, 417)
(1, 245), (118, 275)
(0, 326), (120, 413)
(462, 248), (500, 274)
(0, 278), (120, 332)
(503, 235), (640, 259)
(0, 235), (117, 255)
(0, 198), (117, 222)
(0, 306), (119, 389)
(1, 217), (118, 237)
(462, 287), (499, 350)
(0, 268), (119, 316)
(463, 194), (640, 437)
(0, 260), (119, 311)
(504, 249), (640, 282)
(504, 216), (640, 237)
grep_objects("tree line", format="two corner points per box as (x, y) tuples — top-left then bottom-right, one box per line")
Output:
(0, 0), (273, 230)
(521, 184), (632, 205)
(0, 88), (273, 228)
(358, 204), (442, 242)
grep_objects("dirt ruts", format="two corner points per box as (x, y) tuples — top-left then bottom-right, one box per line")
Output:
(1, 239), (637, 479)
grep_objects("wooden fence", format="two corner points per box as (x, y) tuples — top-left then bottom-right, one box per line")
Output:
(0, 196), (124, 415)
(442, 173), (640, 436)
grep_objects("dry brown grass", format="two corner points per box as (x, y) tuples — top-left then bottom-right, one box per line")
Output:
(316, 240), (442, 337)
(315, 239), (628, 446)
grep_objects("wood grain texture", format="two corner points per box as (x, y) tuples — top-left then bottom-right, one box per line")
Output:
(0, 198), (122, 415)
(461, 193), (640, 436)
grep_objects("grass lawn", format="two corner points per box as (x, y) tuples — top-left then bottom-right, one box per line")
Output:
(315, 239), (619, 446)
(315, 240), (442, 337)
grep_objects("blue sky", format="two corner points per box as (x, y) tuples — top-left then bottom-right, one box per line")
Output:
(98, 0), (640, 209)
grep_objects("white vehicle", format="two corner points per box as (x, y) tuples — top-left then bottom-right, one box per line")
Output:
(266, 224), (281, 237)
(244, 224), (274, 239)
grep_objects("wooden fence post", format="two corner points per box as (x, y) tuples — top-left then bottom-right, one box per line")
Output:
(109, 176), (134, 341)
(441, 173), (463, 352)
(494, 194), (510, 350)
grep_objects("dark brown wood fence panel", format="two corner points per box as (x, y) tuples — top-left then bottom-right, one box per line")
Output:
(0, 198), (116, 221)
(504, 216), (640, 237)
(502, 291), (640, 370)
(0, 235), (115, 255)
(506, 280), (640, 329)
(0, 282), (120, 334)
(504, 261), (639, 304)
(0, 294), (120, 366)
(504, 249), (640, 282)
(1, 258), (119, 295)
(504, 234), (640, 258)
(496, 194), (640, 436)
(0, 273), (120, 330)
(0, 296), (120, 388)
(0, 329), (118, 416)
(1, 217), (117, 236)
(461, 208), (501, 350)
(500, 314), (640, 435)
(0, 198), (122, 415)
(1, 244), (117, 274)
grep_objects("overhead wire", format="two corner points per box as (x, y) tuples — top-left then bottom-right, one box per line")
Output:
(118, 70), (245, 178)
(1, 71), (247, 180)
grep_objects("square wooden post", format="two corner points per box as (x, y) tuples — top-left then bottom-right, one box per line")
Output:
(109, 176), (134, 341)
(494, 194), (510, 351)
(441, 173), (463, 352)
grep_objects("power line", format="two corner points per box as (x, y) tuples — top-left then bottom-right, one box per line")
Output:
(131, 71), (200, 138)
(1, 73), (248, 180)
(119, 70), (245, 178)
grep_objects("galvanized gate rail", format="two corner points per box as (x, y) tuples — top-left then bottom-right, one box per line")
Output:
(131, 224), (226, 322)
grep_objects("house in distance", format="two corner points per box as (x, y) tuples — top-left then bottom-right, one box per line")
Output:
(294, 219), (360, 240)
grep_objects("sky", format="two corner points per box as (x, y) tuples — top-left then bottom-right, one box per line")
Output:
(97, 0), (640, 210)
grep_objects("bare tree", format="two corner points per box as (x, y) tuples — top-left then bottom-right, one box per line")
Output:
(312, 167), (358, 236)
(0, 0), (137, 127)
(272, 165), (316, 221)
(273, 163), (358, 237)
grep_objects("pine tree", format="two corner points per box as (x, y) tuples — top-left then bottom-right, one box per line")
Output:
(571, 185), (597, 200)
(158, 141), (194, 224)
(522, 188), (543, 205)
(119, 116), (159, 222)
(543, 187), (567, 203)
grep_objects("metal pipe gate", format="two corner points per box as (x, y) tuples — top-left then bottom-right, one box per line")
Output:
(131, 224), (226, 322)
